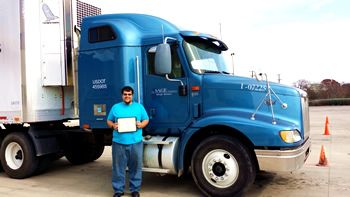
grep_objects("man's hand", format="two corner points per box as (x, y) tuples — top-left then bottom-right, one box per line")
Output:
(136, 120), (149, 129)
(112, 123), (118, 130)
(136, 121), (142, 129)
(107, 120), (118, 130)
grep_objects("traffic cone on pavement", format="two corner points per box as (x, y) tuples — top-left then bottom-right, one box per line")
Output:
(317, 145), (328, 166)
(324, 116), (330, 135)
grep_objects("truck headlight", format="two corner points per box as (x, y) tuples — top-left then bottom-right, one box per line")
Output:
(279, 130), (302, 143)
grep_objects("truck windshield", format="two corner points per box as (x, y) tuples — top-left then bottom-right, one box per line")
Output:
(183, 37), (231, 74)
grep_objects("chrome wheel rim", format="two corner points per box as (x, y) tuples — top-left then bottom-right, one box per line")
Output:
(202, 149), (239, 188)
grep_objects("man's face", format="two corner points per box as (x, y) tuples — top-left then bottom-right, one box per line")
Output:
(122, 90), (133, 104)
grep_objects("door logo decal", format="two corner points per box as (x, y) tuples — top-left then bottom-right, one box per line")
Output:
(152, 88), (177, 96)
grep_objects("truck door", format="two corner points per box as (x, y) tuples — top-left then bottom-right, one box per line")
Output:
(143, 45), (190, 132)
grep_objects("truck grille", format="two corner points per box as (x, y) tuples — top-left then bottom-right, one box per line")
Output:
(301, 96), (310, 139)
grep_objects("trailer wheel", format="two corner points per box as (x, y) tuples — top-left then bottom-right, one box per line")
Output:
(0, 132), (39, 179)
(191, 135), (256, 197)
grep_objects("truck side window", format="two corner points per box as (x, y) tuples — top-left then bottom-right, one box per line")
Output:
(88, 26), (116, 43)
(147, 45), (184, 78)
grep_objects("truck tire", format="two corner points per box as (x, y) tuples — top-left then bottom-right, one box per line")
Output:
(0, 137), (3, 172)
(65, 142), (104, 164)
(191, 135), (256, 197)
(0, 132), (39, 179)
(65, 133), (105, 165)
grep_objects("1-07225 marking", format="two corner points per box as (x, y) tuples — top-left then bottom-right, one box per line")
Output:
(240, 83), (267, 92)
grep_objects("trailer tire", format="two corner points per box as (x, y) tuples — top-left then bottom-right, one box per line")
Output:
(191, 135), (256, 197)
(0, 132), (39, 179)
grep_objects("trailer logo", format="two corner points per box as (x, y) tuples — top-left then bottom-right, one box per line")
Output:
(92, 79), (107, 90)
(42, 3), (59, 23)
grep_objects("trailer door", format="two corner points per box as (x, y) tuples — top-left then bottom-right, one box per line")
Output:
(0, 0), (22, 121)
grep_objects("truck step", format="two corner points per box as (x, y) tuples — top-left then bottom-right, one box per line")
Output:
(142, 167), (171, 174)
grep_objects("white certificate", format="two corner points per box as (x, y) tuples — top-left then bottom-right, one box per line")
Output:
(117, 117), (137, 133)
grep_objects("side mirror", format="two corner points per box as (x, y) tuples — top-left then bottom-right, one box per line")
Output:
(155, 43), (171, 75)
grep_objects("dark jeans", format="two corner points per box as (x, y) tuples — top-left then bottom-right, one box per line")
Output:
(112, 141), (143, 193)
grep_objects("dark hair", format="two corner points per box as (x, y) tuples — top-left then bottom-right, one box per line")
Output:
(121, 86), (134, 94)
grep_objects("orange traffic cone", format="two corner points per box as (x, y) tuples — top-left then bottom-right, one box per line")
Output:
(317, 145), (328, 166)
(324, 116), (330, 135)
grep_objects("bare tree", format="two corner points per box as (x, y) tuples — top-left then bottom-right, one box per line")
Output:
(293, 79), (311, 91)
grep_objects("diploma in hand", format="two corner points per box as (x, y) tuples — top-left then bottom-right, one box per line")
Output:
(117, 117), (137, 133)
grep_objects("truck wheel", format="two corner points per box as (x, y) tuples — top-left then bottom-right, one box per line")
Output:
(65, 133), (105, 165)
(90, 141), (105, 161)
(65, 142), (104, 164)
(0, 132), (39, 179)
(34, 154), (55, 175)
(0, 137), (3, 172)
(191, 135), (256, 197)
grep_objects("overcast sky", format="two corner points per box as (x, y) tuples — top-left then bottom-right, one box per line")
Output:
(82, 0), (350, 85)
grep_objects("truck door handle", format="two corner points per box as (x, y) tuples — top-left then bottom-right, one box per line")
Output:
(150, 108), (156, 119)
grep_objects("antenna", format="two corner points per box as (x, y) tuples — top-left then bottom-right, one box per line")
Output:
(161, 25), (165, 43)
(277, 74), (282, 83)
(231, 53), (235, 75)
(219, 23), (222, 40)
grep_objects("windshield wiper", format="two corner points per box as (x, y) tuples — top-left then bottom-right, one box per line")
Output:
(203, 70), (231, 74)
(203, 70), (221, 73)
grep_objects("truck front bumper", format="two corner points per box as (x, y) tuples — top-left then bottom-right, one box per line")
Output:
(255, 138), (311, 172)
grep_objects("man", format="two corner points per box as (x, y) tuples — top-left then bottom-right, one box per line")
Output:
(107, 86), (149, 197)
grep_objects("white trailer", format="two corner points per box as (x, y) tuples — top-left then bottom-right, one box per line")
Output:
(0, 0), (103, 178)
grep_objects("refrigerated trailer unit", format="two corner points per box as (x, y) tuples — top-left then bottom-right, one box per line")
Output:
(0, 0), (102, 178)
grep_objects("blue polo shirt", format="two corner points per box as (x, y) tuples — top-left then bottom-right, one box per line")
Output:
(107, 102), (149, 145)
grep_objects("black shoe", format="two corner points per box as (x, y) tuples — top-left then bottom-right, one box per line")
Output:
(113, 192), (124, 197)
(131, 191), (140, 197)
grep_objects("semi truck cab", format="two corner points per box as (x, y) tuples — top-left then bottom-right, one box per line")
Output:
(78, 13), (311, 197)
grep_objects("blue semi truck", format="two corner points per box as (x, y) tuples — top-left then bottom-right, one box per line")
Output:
(78, 14), (311, 196)
(0, 3), (310, 196)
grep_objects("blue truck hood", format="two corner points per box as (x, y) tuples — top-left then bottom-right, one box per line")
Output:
(201, 74), (303, 127)
(199, 74), (307, 147)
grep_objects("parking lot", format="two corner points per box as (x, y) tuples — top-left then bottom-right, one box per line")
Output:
(0, 106), (349, 196)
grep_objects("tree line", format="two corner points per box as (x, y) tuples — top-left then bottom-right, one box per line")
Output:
(293, 79), (350, 100)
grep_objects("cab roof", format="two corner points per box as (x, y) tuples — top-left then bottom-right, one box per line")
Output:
(80, 13), (180, 50)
